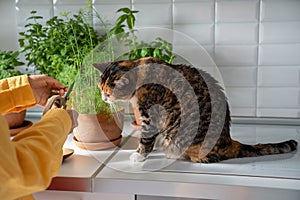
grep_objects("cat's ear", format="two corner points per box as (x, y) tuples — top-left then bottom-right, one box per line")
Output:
(93, 63), (109, 74)
(117, 76), (129, 87)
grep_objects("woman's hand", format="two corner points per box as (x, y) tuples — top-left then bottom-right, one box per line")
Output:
(28, 75), (67, 106)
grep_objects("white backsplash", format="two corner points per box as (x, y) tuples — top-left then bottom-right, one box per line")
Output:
(14, 0), (300, 119)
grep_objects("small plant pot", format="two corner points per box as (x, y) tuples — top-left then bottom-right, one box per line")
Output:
(4, 110), (26, 128)
(131, 104), (141, 130)
(4, 110), (33, 136)
(73, 108), (124, 150)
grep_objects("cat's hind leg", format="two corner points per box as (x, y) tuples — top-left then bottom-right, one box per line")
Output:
(184, 144), (222, 163)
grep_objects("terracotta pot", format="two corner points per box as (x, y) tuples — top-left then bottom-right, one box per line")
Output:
(73, 108), (124, 150)
(4, 110), (26, 129)
(131, 104), (142, 130)
(67, 108), (78, 133)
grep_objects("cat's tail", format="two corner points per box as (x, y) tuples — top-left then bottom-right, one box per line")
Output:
(231, 139), (298, 159)
(185, 138), (297, 163)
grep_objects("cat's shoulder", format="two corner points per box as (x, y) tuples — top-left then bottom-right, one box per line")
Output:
(116, 57), (159, 67)
(137, 57), (166, 65)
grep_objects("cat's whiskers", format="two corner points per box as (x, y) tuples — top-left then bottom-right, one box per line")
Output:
(109, 102), (123, 124)
(109, 102), (117, 113)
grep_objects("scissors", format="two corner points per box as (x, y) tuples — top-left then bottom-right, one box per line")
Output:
(43, 82), (75, 115)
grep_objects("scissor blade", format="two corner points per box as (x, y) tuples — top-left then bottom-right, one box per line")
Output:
(64, 81), (75, 101)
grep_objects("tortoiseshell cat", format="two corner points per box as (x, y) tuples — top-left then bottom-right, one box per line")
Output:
(93, 57), (298, 163)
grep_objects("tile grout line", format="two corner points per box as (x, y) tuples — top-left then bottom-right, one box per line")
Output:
(256, 0), (263, 118)
(213, 0), (217, 61)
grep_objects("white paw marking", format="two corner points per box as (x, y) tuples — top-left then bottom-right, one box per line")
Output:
(130, 152), (146, 162)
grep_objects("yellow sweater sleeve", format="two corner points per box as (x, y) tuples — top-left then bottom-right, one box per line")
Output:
(0, 75), (36, 115)
(0, 108), (71, 200)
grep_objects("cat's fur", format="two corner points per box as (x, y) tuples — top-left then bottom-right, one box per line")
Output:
(93, 57), (298, 163)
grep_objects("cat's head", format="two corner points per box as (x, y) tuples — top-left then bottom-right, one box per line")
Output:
(93, 60), (138, 104)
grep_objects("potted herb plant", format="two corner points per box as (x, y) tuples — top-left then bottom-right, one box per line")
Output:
(18, 9), (99, 86)
(18, 3), (126, 150)
(71, 49), (125, 150)
(0, 50), (32, 135)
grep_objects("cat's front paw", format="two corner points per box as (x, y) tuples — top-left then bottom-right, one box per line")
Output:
(130, 152), (146, 162)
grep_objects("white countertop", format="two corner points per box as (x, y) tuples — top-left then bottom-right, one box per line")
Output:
(92, 122), (300, 199)
(28, 115), (300, 199)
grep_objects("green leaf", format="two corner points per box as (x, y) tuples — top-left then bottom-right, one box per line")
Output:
(141, 48), (149, 57)
(60, 11), (71, 18)
(27, 15), (43, 20)
(126, 15), (135, 30)
(60, 48), (67, 56)
(115, 15), (127, 26)
(153, 48), (162, 58)
(117, 7), (131, 14)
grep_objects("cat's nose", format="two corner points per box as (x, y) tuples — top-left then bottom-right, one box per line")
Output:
(102, 95), (107, 102)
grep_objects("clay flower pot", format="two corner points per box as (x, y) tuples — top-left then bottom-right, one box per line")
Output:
(4, 110), (26, 128)
(130, 104), (141, 130)
(73, 108), (124, 150)
(4, 110), (33, 136)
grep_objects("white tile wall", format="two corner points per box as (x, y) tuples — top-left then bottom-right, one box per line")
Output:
(260, 22), (300, 43)
(258, 66), (300, 87)
(216, 0), (259, 22)
(173, 0), (214, 24)
(93, 1), (131, 28)
(261, 0), (300, 21)
(16, 0), (52, 5)
(215, 45), (258, 66)
(258, 0), (300, 118)
(219, 67), (257, 87)
(173, 24), (214, 45)
(133, 0), (172, 28)
(13, 0), (300, 119)
(259, 44), (300, 65)
(16, 5), (53, 27)
(216, 23), (258, 45)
